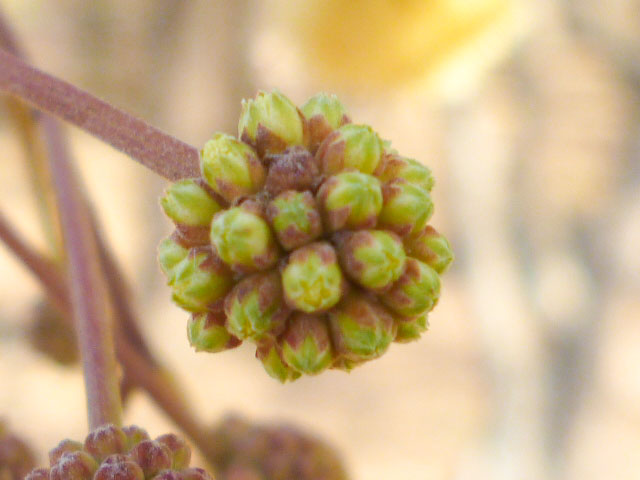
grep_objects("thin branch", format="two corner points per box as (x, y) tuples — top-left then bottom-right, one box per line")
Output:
(44, 120), (123, 429)
(0, 49), (200, 181)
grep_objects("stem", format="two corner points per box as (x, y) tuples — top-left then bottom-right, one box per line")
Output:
(0, 49), (200, 181)
(44, 122), (123, 430)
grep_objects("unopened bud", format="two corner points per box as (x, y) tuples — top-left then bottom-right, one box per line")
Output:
(317, 172), (382, 232)
(256, 342), (301, 383)
(83, 425), (127, 462)
(25, 468), (50, 480)
(329, 295), (396, 363)
(238, 90), (304, 156)
(224, 271), (289, 341)
(335, 230), (406, 291)
(188, 312), (241, 353)
(50, 452), (97, 480)
(155, 434), (191, 471)
(121, 426), (150, 451)
(301, 93), (350, 152)
(381, 258), (440, 317)
(93, 459), (144, 480)
(171, 247), (233, 312)
(378, 180), (433, 237)
(161, 179), (223, 228)
(375, 153), (434, 192)
(395, 315), (429, 343)
(201, 133), (265, 203)
(210, 205), (280, 274)
(158, 235), (190, 283)
(280, 314), (334, 375)
(266, 191), (323, 251)
(316, 124), (383, 175)
(49, 440), (83, 466)
(282, 242), (344, 313)
(129, 440), (172, 479)
(404, 226), (453, 274)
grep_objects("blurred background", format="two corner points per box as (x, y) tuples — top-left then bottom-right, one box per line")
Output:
(0, 1), (639, 479)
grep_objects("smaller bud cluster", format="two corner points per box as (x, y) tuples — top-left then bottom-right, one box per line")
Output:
(26, 424), (212, 480)
(0, 421), (36, 480)
(159, 90), (453, 381)
(26, 300), (78, 366)
(208, 416), (348, 480)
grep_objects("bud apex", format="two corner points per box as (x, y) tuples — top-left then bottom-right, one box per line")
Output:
(375, 153), (434, 192)
(404, 226), (453, 274)
(25, 468), (50, 480)
(161, 179), (223, 228)
(155, 434), (191, 471)
(129, 440), (172, 479)
(188, 312), (241, 352)
(316, 124), (383, 175)
(49, 440), (83, 465)
(381, 258), (440, 317)
(201, 133), (265, 203)
(281, 314), (334, 375)
(301, 93), (350, 152)
(224, 272), (289, 341)
(50, 452), (97, 480)
(335, 230), (406, 291)
(93, 459), (144, 480)
(317, 172), (382, 232)
(282, 242), (344, 313)
(378, 180), (434, 237)
(171, 247), (233, 312)
(210, 206), (280, 273)
(329, 295), (396, 363)
(83, 425), (127, 462)
(121, 426), (150, 451)
(238, 90), (304, 156)
(266, 191), (322, 251)
(256, 342), (301, 383)
(263, 147), (320, 196)
(158, 235), (189, 283)
(395, 315), (429, 343)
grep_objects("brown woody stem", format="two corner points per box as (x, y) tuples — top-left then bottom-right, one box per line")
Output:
(0, 49), (199, 180)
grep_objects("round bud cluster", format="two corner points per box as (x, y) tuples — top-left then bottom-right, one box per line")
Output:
(25, 424), (211, 480)
(158, 90), (453, 382)
(0, 421), (36, 480)
(207, 415), (347, 480)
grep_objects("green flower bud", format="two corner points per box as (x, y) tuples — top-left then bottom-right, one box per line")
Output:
(282, 242), (344, 313)
(328, 295), (396, 363)
(188, 312), (241, 353)
(395, 315), (429, 343)
(238, 90), (304, 156)
(317, 171), (382, 232)
(335, 230), (406, 291)
(316, 124), (383, 175)
(158, 235), (189, 283)
(201, 133), (265, 203)
(83, 425), (127, 462)
(263, 147), (320, 196)
(171, 247), (233, 312)
(121, 426), (150, 451)
(280, 314), (333, 375)
(155, 434), (191, 471)
(266, 191), (323, 251)
(301, 93), (350, 152)
(210, 205), (280, 273)
(381, 258), (440, 317)
(378, 179), (434, 237)
(224, 271), (289, 341)
(50, 451), (97, 480)
(404, 226), (454, 274)
(161, 179), (223, 228)
(256, 342), (301, 383)
(375, 153), (434, 192)
(129, 441), (172, 479)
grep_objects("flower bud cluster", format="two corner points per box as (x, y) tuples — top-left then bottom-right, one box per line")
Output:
(0, 421), (36, 480)
(208, 415), (347, 480)
(26, 424), (211, 480)
(159, 90), (453, 381)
